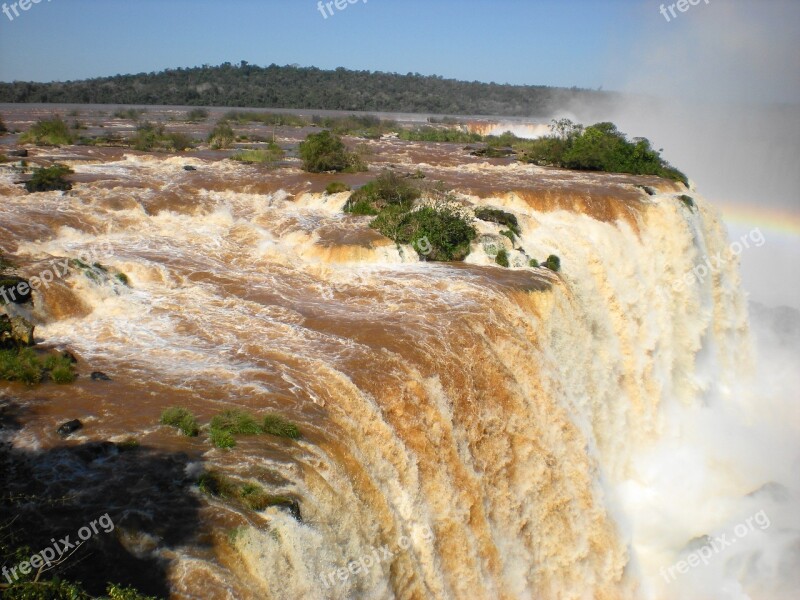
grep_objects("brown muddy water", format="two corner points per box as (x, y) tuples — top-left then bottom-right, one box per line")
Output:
(0, 104), (761, 600)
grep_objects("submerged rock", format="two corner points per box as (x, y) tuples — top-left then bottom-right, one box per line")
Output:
(183, 165), (197, 171)
(57, 419), (83, 437)
(91, 371), (112, 381)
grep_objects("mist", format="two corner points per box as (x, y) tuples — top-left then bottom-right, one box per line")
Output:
(562, 0), (800, 309)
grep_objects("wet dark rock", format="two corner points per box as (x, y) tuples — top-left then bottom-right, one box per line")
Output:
(275, 499), (302, 522)
(57, 419), (83, 437)
(91, 371), (112, 381)
(6, 149), (28, 157)
(183, 165), (197, 171)
(0, 275), (33, 304)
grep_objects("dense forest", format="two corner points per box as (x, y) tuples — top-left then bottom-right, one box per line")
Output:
(0, 62), (616, 117)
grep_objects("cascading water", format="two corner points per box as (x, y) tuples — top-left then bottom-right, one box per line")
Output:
(1, 129), (797, 600)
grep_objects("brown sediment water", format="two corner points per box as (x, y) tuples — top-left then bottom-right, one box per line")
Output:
(0, 105), (753, 599)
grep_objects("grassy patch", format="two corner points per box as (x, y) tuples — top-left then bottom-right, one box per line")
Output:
(209, 428), (236, 449)
(398, 127), (482, 144)
(20, 117), (74, 146)
(0, 348), (77, 386)
(262, 414), (301, 439)
(209, 409), (261, 448)
(231, 143), (284, 165)
(160, 406), (200, 437)
(325, 181), (351, 194)
(198, 470), (295, 512)
(0, 348), (42, 385)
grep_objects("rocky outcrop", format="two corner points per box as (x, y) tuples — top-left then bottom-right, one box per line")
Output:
(0, 275), (32, 305)
(0, 314), (35, 347)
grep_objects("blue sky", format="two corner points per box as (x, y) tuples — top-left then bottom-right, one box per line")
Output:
(0, 0), (648, 88)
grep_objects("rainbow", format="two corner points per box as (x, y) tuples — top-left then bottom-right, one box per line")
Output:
(716, 202), (800, 238)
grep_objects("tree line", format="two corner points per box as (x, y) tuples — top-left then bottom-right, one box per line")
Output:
(0, 62), (617, 117)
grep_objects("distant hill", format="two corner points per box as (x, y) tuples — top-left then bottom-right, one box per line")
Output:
(0, 62), (617, 117)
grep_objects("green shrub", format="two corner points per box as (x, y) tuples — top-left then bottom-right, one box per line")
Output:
(167, 132), (193, 151)
(262, 414), (301, 439)
(24, 164), (74, 193)
(325, 181), (351, 194)
(543, 254), (561, 272)
(474, 207), (521, 236)
(116, 272), (130, 286)
(499, 229), (516, 244)
(185, 108), (209, 122)
(160, 406), (200, 437)
(131, 122), (192, 152)
(495, 248), (510, 267)
(516, 119), (687, 184)
(299, 130), (366, 173)
(231, 143), (284, 165)
(20, 117), (74, 146)
(344, 171), (421, 215)
(679, 194), (696, 210)
(529, 258), (539, 268)
(208, 121), (235, 149)
(374, 204), (477, 262)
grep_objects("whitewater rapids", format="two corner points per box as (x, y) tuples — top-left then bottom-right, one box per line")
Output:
(1, 134), (797, 600)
